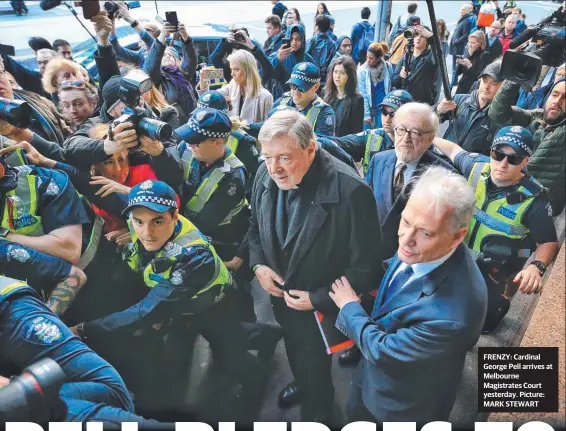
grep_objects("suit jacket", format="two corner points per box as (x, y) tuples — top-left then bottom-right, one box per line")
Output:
(248, 148), (383, 315)
(486, 36), (503, 62)
(336, 244), (488, 422)
(365, 149), (456, 259)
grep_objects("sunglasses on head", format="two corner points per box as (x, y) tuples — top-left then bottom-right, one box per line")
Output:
(381, 107), (395, 117)
(60, 80), (87, 89)
(490, 148), (525, 165)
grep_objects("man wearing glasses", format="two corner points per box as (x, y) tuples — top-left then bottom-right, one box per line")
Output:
(318, 89), (413, 176)
(433, 126), (559, 333)
(365, 102), (455, 259)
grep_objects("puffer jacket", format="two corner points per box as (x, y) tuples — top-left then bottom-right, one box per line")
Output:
(440, 90), (499, 155)
(489, 79), (566, 215)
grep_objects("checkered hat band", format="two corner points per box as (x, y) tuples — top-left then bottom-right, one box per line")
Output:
(128, 195), (177, 208)
(188, 118), (231, 138)
(493, 136), (532, 156)
(291, 73), (320, 84)
(383, 96), (402, 106)
(197, 102), (228, 113)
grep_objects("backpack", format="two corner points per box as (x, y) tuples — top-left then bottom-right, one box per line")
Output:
(357, 21), (375, 57)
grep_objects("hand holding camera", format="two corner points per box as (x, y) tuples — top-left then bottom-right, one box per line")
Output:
(277, 43), (293, 61)
(105, 121), (139, 155)
(90, 11), (113, 46)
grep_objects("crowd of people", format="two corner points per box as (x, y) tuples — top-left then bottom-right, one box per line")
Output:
(0, 0), (564, 427)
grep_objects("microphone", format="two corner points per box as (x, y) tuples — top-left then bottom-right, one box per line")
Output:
(39, 0), (63, 11)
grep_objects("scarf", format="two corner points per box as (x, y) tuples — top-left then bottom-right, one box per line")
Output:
(369, 59), (385, 86)
(161, 65), (196, 112)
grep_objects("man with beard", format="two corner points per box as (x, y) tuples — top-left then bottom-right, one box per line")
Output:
(436, 61), (502, 155)
(489, 77), (566, 215)
(365, 102), (455, 258)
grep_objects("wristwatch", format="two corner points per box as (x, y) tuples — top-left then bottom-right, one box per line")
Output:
(530, 260), (547, 276)
(130, 20), (139, 28)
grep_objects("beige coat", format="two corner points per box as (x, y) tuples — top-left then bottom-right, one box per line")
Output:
(218, 81), (273, 123)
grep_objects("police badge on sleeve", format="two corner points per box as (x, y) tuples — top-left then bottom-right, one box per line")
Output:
(25, 316), (63, 345)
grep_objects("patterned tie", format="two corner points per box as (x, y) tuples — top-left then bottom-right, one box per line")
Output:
(384, 265), (414, 302)
(394, 162), (407, 200)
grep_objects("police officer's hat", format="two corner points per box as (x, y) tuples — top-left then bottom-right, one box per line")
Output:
(378, 89), (413, 111)
(286, 62), (321, 92)
(267, 104), (299, 118)
(196, 91), (229, 113)
(491, 126), (534, 157)
(122, 180), (178, 216)
(174, 108), (232, 145)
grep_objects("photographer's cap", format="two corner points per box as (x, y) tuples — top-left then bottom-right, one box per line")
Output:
(174, 108), (232, 145)
(101, 75), (122, 116)
(122, 180), (178, 216)
(196, 91), (229, 113)
(286, 62), (321, 92)
(480, 61), (503, 83)
(406, 16), (421, 26)
(378, 89), (413, 111)
(491, 126), (534, 157)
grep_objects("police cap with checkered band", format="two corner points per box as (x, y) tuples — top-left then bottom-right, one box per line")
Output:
(491, 126), (534, 158)
(286, 62), (321, 92)
(174, 108), (232, 146)
(122, 180), (178, 216)
(378, 89), (413, 111)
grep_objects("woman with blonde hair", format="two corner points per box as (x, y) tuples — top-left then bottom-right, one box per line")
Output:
(42, 58), (84, 97)
(454, 30), (490, 94)
(218, 49), (273, 123)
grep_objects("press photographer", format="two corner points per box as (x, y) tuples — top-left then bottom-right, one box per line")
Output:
(391, 25), (439, 106)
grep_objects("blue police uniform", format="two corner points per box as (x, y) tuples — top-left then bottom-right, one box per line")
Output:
(0, 276), (160, 425)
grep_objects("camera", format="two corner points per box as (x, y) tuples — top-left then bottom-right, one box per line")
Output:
(111, 70), (173, 142)
(0, 358), (67, 422)
(0, 97), (32, 128)
(103, 1), (141, 20)
(230, 25), (249, 43)
(403, 27), (417, 39)
(502, 4), (566, 87)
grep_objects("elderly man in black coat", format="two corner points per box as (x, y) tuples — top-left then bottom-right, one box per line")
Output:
(248, 110), (383, 422)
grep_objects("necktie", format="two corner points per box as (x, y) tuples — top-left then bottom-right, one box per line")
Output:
(394, 163), (407, 200)
(385, 265), (414, 302)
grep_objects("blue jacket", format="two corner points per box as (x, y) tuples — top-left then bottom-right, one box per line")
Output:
(357, 59), (394, 121)
(272, 92), (336, 137)
(350, 20), (374, 64)
(268, 24), (314, 100)
(272, 1), (287, 19)
(336, 244), (487, 422)
(263, 32), (284, 58)
(1, 55), (48, 98)
(109, 29), (155, 67)
(450, 13), (477, 55)
(319, 128), (393, 163)
(365, 149), (456, 257)
(306, 31), (337, 85)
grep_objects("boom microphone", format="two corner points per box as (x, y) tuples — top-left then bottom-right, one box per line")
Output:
(40, 0), (63, 11)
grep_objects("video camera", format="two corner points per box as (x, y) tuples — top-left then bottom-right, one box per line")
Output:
(0, 358), (67, 422)
(111, 70), (173, 143)
(502, 4), (566, 87)
(0, 97), (32, 128)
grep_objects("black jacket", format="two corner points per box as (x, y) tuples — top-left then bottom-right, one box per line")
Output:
(441, 90), (499, 155)
(485, 36), (503, 62)
(328, 93), (365, 137)
(450, 13), (476, 56)
(248, 148), (383, 316)
(392, 47), (439, 105)
(455, 49), (491, 95)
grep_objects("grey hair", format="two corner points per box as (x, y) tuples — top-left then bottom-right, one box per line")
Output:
(395, 102), (440, 136)
(258, 111), (315, 150)
(408, 166), (476, 233)
(37, 48), (57, 58)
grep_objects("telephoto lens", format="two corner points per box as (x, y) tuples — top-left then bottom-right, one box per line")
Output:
(0, 98), (32, 128)
(138, 117), (173, 141)
(403, 27), (417, 39)
(0, 358), (67, 422)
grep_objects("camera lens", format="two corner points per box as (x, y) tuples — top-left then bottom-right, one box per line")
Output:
(0, 98), (32, 128)
(138, 117), (173, 141)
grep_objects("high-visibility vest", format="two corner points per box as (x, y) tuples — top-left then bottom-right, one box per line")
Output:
(179, 148), (248, 226)
(362, 131), (386, 175)
(0, 275), (35, 306)
(125, 215), (231, 304)
(280, 95), (324, 130)
(0, 166), (103, 270)
(465, 162), (540, 259)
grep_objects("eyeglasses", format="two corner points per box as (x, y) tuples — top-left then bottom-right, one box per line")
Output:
(490, 148), (524, 166)
(60, 80), (87, 89)
(290, 84), (305, 93)
(394, 125), (433, 139)
(381, 108), (395, 118)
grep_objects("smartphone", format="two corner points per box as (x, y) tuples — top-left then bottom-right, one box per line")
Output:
(165, 11), (179, 29)
(0, 43), (15, 56)
(81, 0), (101, 19)
(155, 14), (164, 25)
(282, 38), (291, 49)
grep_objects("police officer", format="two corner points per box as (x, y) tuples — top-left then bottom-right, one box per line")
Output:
(71, 180), (265, 414)
(0, 276), (163, 426)
(268, 62), (336, 137)
(434, 126), (559, 332)
(194, 91), (261, 200)
(318, 89), (413, 175)
(0, 152), (92, 316)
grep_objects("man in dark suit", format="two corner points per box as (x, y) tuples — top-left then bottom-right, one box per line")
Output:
(248, 110), (383, 422)
(330, 166), (488, 423)
(486, 20), (504, 62)
(365, 102), (456, 259)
